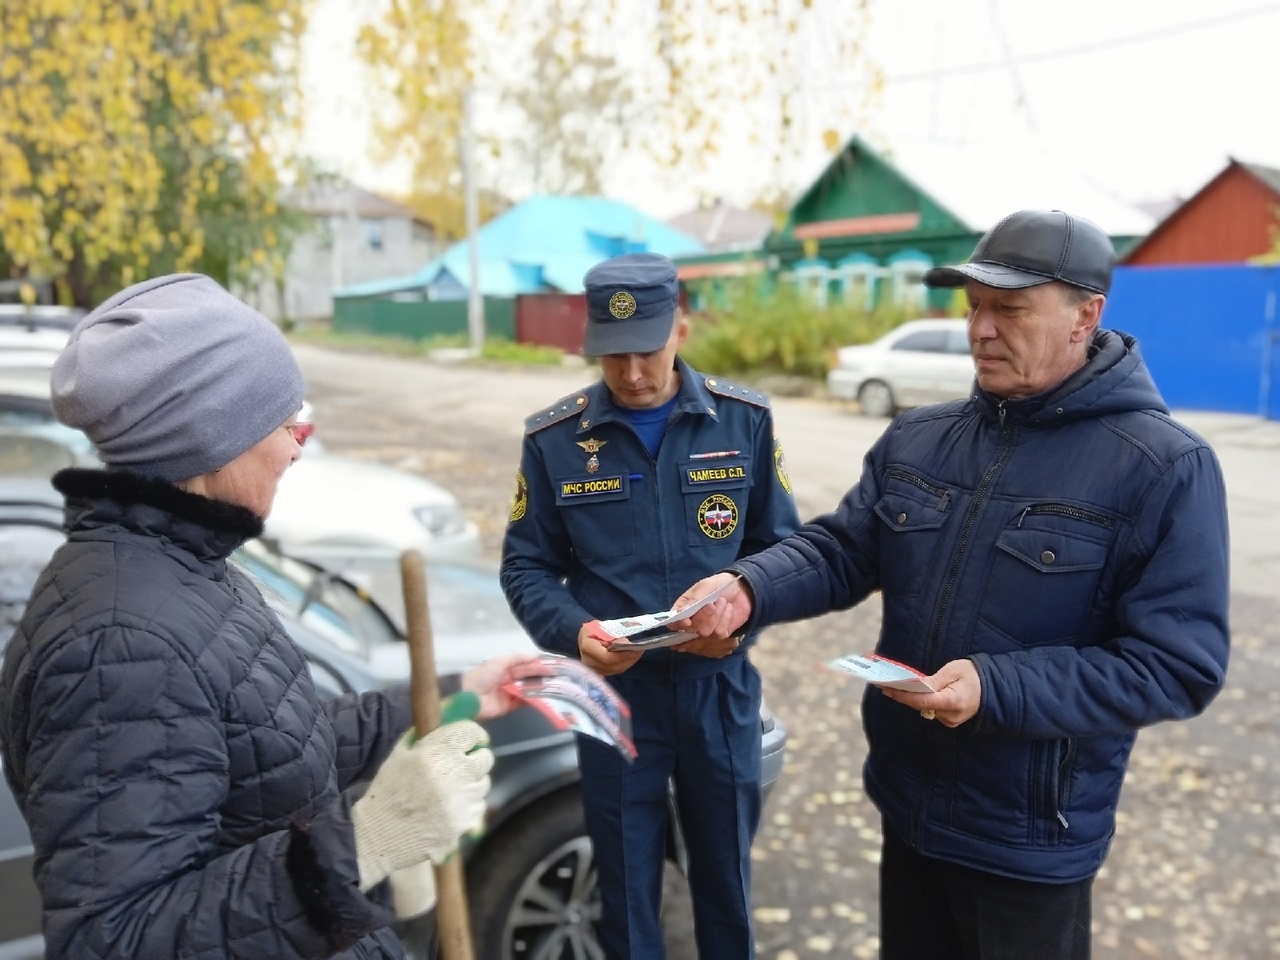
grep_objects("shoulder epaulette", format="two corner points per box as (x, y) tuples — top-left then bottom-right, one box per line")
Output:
(525, 391), (590, 434)
(704, 376), (771, 409)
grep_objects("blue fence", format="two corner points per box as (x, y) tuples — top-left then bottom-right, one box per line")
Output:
(1106, 264), (1280, 419)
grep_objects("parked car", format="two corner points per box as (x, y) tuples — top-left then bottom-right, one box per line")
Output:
(0, 307), (78, 359)
(0, 305), (83, 333)
(0, 373), (483, 566)
(827, 318), (974, 417)
(0, 478), (788, 960)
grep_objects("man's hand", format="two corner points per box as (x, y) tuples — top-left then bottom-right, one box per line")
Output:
(578, 623), (643, 677)
(667, 572), (753, 640)
(672, 634), (742, 658)
(461, 653), (555, 719)
(879, 658), (982, 728)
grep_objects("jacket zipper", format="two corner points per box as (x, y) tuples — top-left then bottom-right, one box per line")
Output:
(1017, 503), (1115, 528)
(886, 467), (952, 509)
(1055, 737), (1077, 831)
(910, 399), (1013, 847)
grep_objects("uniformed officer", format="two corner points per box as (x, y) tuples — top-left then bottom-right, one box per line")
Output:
(500, 252), (800, 959)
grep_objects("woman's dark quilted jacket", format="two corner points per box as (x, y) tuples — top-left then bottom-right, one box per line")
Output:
(0, 469), (415, 959)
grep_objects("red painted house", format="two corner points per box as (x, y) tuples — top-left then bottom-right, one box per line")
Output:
(1121, 159), (1280, 265)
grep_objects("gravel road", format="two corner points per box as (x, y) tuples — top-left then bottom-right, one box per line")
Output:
(295, 343), (1280, 959)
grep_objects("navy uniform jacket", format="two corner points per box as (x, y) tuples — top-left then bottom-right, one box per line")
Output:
(501, 357), (800, 681)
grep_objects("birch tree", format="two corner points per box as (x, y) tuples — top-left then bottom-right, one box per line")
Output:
(359, 0), (879, 238)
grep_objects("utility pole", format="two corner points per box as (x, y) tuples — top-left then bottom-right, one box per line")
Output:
(463, 85), (484, 356)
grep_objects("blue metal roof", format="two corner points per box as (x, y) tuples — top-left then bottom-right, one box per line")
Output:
(334, 195), (704, 299)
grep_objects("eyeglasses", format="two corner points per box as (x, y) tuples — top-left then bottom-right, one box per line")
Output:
(283, 422), (315, 447)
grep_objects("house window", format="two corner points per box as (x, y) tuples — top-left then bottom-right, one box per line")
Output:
(834, 257), (882, 311)
(363, 219), (384, 251)
(887, 250), (933, 313)
(789, 259), (831, 307)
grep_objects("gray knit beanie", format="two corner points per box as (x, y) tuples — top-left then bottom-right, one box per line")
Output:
(51, 273), (306, 482)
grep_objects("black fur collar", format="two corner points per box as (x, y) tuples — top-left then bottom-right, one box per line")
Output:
(52, 468), (265, 540)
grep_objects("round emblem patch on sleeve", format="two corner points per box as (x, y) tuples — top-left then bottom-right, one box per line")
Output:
(697, 493), (739, 539)
(509, 469), (528, 522)
(608, 291), (637, 319)
(773, 438), (793, 495)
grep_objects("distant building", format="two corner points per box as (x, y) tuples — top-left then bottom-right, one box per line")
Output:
(330, 195), (705, 354)
(334, 194), (703, 300)
(1120, 159), (1280, 265)
(239, 179), (440, 325)
(675, 135), (1155, 313)
(666, 200), (774, 254)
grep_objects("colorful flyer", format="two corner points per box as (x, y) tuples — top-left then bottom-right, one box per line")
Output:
(503, 655), (637, 760)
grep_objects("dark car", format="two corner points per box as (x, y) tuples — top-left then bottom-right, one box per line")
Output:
(0, 478), (788, 960)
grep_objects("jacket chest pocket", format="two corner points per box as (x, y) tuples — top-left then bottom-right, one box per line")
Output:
(978, 504), (1114, 646)
(873, 469), (954, 601)
(680, 457), (752, 549)
(556, 473), (636, 559)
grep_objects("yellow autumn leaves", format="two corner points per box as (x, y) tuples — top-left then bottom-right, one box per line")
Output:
(0, 0), (304, 302)
(2, 0), (881, 303)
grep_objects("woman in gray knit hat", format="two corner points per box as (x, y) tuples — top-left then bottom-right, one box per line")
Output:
(0, 274), (546, 959)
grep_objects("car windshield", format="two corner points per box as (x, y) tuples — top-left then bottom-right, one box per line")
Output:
(234, 541), (401, 660)
(0, 395), (96, 465)
(234, 542), (524, 660)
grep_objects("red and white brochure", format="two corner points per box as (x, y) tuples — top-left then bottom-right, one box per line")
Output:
(502, 655), (637, 760)
(827, 652), (937, 693)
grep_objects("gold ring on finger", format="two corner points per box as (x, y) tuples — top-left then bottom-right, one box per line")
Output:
(920, 708), (936, 721)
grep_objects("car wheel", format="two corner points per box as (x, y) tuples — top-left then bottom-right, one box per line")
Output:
(858, 379), (896, 418)
(466, 790), (603, 960)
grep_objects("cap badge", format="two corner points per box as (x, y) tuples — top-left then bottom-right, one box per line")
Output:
(608, 291), (637, 319)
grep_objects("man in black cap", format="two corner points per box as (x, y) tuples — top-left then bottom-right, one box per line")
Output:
(501, 251), (800, 959)
(670, 210), (1231, 959)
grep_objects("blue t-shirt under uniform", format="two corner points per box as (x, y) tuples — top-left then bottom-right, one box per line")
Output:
(619, 394), (678, 457)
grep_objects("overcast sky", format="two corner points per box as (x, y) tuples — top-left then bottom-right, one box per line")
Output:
(300, 0), (1280, 219)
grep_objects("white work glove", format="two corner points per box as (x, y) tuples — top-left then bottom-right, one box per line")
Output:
(351, 719), (493, 891)
(389, 861), (438, 919)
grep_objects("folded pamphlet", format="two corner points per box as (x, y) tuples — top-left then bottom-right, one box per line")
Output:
(502, 655), (637, 760)
(587, 577), (741, 650)
(827, 652), (937, 693)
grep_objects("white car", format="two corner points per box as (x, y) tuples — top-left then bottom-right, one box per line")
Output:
(269, 444), (482, 569)
(0, 375), (482, 567)
(827, 318), (975, 417)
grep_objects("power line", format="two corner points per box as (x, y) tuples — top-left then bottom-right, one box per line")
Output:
(881, 3), (1280, 85)
(986, 0), (1040, 140)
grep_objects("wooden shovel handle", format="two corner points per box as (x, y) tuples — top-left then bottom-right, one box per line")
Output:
(400, 550), (475, 960)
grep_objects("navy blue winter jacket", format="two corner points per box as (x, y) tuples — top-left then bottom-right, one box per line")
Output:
(0, 469), (414, 958)
(730, 330), (1230, 882)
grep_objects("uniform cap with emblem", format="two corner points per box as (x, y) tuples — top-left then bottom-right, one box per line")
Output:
(582, 253), (680, 357)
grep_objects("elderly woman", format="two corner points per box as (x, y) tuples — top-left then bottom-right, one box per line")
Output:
(0, 274), (540, 958)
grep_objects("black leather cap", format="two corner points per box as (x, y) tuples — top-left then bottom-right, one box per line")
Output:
(924, 209), (1114, 295)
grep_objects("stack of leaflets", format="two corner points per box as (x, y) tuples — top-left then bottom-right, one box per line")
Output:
(502, 655), (638, 760)
(586, 577), (741, 650)
(827, 652), (937, 693)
